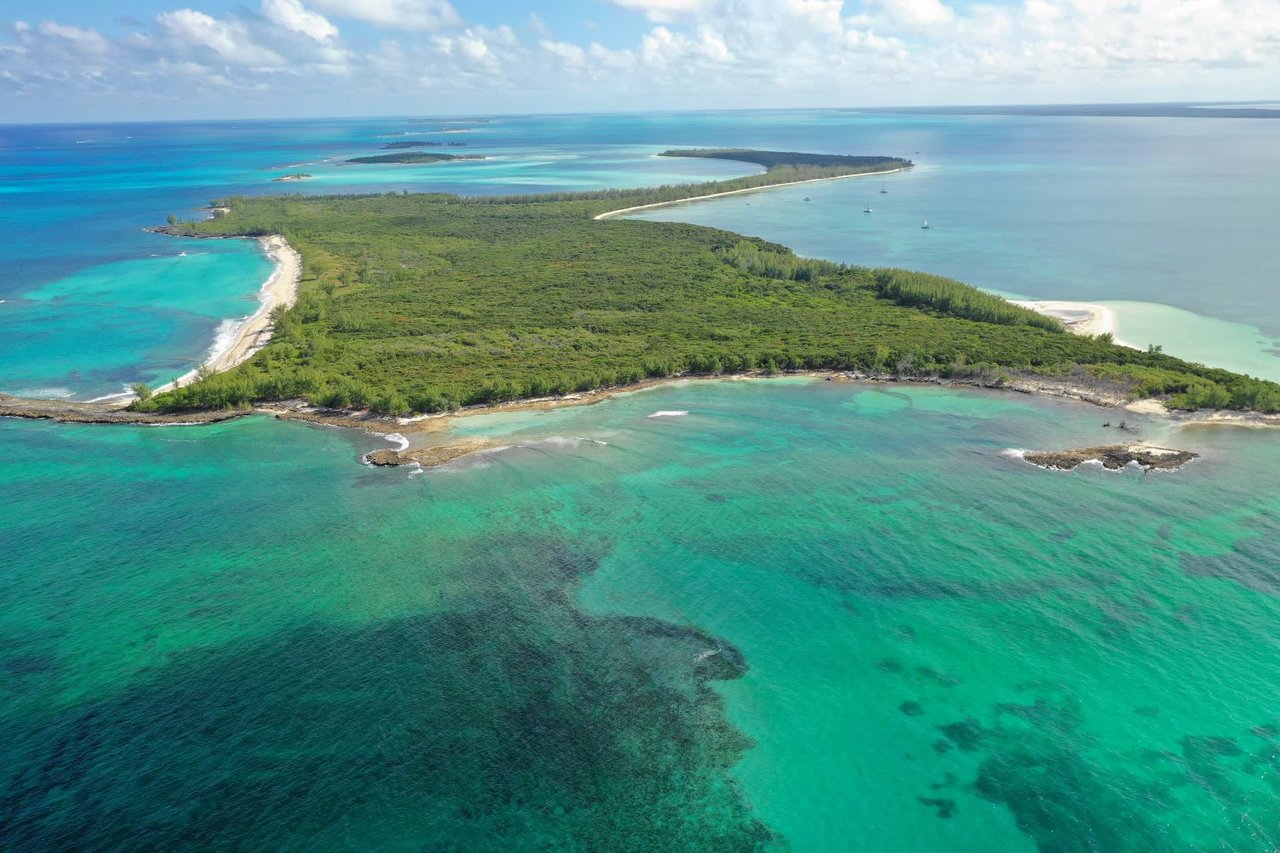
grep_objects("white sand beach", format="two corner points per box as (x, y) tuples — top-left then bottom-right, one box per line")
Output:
(152, 235), (301, 395)
(1012, 300), (1117, 339)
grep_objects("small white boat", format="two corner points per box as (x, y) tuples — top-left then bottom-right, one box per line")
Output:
(921, 218), (931, 230)
(863, 204), (873, 213)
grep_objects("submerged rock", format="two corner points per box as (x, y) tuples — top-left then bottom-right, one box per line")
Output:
(1022, 444), (1198, 472)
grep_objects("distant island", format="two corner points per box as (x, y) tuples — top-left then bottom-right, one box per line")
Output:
(133, 148), (1280, 421)
(380, 140), (469, 149)
(346, 152), (485, 165)
(272, 173), (312, 182)
(381, 140), (446, 149)
(856, 102), (1280, 120)
(658, 149), (909, 170)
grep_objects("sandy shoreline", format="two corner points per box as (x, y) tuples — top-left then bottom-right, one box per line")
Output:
(150, 235), (300, 397)
(1012, 300), (1116, 339)
(593, 167), (906, 221)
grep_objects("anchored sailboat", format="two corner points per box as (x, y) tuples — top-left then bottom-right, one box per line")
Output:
(921, 217), (931, 230)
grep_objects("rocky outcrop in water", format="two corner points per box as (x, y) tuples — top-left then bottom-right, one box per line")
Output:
(1023, 445), (1197, 471)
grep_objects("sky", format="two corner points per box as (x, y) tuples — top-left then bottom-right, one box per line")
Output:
(1, 0), (1277, 122)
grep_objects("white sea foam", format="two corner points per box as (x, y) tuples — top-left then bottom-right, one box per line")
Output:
(1002, 448), (1068, 473)
(384, 432), (410, 452)
(647, 410), (689, 419)
(694, 649), (719, 663)
(16, 387), (75, 399)
(207, 316), (250, 364)
(432, 445), (514, 473)
(519, 436), (608, 450)
(85, 388), (136, 404)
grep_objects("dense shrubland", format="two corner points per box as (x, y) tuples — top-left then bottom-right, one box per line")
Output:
(138, 152), (1280, 415)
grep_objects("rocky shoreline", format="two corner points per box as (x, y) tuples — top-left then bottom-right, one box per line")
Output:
(0, 394), (248, 425)
(4, 371), (1276, 469)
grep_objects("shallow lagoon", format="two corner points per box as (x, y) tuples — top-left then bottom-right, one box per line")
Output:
(3, 380), (1278, 849)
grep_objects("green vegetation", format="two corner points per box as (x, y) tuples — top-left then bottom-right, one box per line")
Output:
(381, 141), (445, 149)
(137, 151), (1280, 416)
(660, 148), (910, 171)
(872, 269), (1063, 331)
(346, 152), (483, 165)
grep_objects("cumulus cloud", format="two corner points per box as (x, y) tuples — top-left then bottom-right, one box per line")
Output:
(157, 9), (286, 66)
(262, 0), (339, 42)
(308, 0), (460, 31)
(3, 0), (1278, 119)
(871, 0), (954, 27)
(609, 0), (715, 23)
(35, 21), (110, 54)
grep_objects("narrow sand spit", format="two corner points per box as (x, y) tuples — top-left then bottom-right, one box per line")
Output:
(593, 168), (907, 220)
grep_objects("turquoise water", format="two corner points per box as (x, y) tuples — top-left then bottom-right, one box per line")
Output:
(3, 380), (1279, 849)
(0, 240), (272, 398)
(4, 112), (1280, 849)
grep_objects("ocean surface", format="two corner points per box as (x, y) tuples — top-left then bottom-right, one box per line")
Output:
(2, 111), (1279, 850)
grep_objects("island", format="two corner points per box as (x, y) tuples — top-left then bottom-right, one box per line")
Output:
(658, 148), (908, 170)
(346, 152), (486, 165)
(272, 172), (312, 182)
(136, 149), (1280, 425)
(1022, 445), (1199, 471)
(381, 141), (447, 149)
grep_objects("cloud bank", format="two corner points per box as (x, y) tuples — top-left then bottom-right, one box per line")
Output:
(2, 0), (1277, 120)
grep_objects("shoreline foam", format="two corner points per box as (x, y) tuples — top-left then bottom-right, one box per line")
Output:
(149, 234), (300, 398)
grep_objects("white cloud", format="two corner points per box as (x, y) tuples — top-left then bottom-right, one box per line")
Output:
(872, 0), (954, 27)
(789, 0), (846, 35)
(609, 0), (714, 23)
(541, 39), (587, 68)
(4, 0), (1279, 119)
(432, 25), (519, 73)
(35, 21), (109, 53)
(308, 0), (460, 31)
(157, 9), (286, 66)
(262, 0), (339, 42)
(528, 13), (551, 37)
